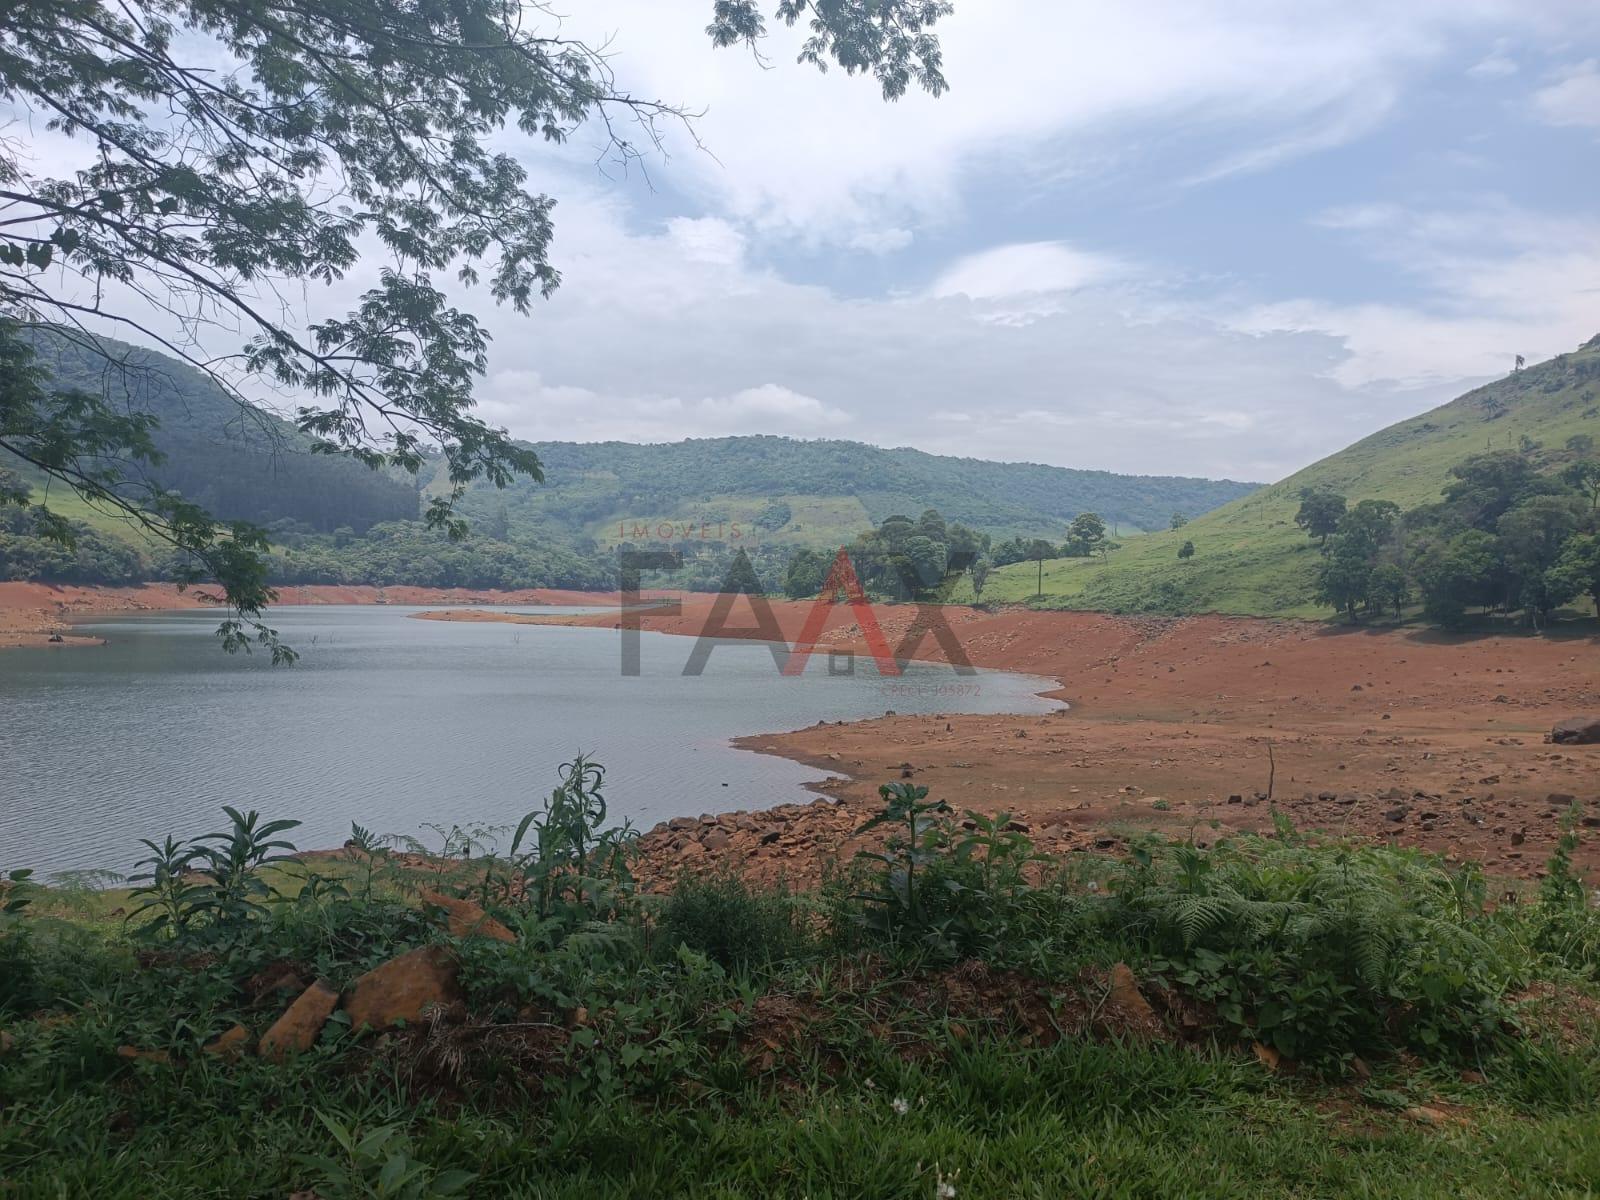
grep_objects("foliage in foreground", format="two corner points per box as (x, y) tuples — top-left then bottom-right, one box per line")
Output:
(3, 769), (1600, 1197)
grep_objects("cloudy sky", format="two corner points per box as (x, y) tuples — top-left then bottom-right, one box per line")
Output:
(23, 1), (1600, 483)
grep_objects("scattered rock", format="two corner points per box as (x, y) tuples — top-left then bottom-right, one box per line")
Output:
(1106, 963), (1157, 1025)
(116, 1045), (172, 1065)
(203, 1023), (251, 1060)
(259, 980), (339, 1061)
(1550, 716), (1600, 745)
(343, 946), (462, 1032)
(1404, 1104), (1470, 1128)
(702, 828), (731, 851)
(420, 890), (516, 943)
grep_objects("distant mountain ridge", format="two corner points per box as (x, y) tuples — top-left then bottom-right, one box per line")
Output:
(430, 436), (1260, 550)
(4, 330), (1259, 586)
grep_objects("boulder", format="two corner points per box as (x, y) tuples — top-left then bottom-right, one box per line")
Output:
(1551, 716), (1600, 745)
(342, 945), (462, 1032)
(259, 980), (339, 1062)
(420, 890), (515, 943)
(701, 829), (731, 851)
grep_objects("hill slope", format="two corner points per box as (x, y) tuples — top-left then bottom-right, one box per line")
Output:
(3, 329), (420, 539)
(983, 337), (1600, 616)
(432, 436), (1259, 550)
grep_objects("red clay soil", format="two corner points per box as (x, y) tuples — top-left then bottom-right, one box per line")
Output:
(0, 581), (619, 649)
(418, 595), (1600, 885)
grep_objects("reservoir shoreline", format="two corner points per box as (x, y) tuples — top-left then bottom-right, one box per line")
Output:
(5, 584), (1597, 886)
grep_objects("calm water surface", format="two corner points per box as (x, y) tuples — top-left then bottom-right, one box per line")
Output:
(0, 606), (1059, 879)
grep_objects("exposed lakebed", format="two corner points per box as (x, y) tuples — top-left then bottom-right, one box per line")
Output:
(0, 605), (1060, 878)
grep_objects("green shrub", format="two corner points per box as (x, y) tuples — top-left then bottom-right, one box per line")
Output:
(1111, 838), (1514, 1065)
(655, 874), (810, 970)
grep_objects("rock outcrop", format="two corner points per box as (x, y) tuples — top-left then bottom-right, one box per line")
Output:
(259, 979), (339, 1061)
(342, 945), (462, 1032)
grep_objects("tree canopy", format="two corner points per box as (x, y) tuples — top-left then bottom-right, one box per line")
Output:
(0, 0), (954, 657)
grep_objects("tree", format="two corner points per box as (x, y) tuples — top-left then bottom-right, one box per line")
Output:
(1177, 540), (1195, 560)
(969, 556), (991, 600)
(0, 0), (952, 657)
(1562, 459), (1600, 512)
(1548, 533), (1600, 618)
(1169, 512), (1188, 530)
(783, 548), (827, 600)
(1369, 563), (1408, 618)
(1063, 511), (1106, 557)
(1294, 487), (1346, 550)
(1497, 494), (1584, 627)
(1442, 451), (1544, 528)
(1338, 499), (1401, 557)
(1027, 538), (1056, 597)
(1315, 539), (1375, 623)
(1417, 530), (1498, 631)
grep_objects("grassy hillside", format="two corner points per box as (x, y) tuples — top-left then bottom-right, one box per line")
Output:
(430, 436), (1259, 550)
(982, 337), (1600, 617)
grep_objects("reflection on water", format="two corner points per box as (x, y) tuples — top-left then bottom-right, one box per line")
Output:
(0, 606), (1060, 879)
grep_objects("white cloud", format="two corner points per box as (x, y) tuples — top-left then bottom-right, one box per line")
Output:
(928, 241), (1124, 301)
(1534, 60), (1600, 128)
(565, 0), (1599, 247)
(1239, 199), (1600, 387)
(1468, 45), (1519, 77)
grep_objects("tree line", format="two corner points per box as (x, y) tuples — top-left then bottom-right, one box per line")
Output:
(1303, 440), (1600, 629)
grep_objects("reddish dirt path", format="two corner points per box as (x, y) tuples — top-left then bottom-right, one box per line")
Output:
(420, 596), (1600, 884)
(0, 582), (619, 649)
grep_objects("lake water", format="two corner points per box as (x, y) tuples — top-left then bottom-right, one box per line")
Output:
(0, 606), (1060, 880)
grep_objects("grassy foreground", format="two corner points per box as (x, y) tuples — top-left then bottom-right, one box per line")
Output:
(3, 765), (1600, 1198)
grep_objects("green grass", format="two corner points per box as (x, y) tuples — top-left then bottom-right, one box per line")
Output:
(5, 1031), (1599, 1198)
(6, 781), (1600, 1198)
(983, 340), (1600, 617)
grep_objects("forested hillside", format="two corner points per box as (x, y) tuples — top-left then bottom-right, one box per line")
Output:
(4, 330), (418, 534)
(428, 436), (1258, 549)
(982, 336), (1600, 619)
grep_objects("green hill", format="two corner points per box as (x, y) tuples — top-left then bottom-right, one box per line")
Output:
(982, 337), (1600, 616)
(429, 436), (1259, 551)
(4, 329), (420, 539)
